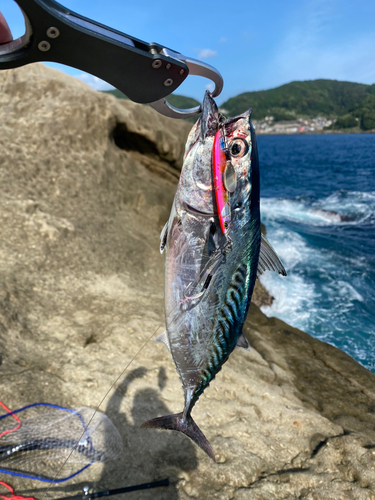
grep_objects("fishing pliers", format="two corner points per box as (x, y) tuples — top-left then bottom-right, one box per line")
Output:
(0, 0), (223, 118)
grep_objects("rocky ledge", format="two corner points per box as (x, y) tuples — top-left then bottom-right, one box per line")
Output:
(0, 65), (375, 500)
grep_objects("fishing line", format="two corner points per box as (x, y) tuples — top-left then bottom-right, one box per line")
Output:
(42, 226), (231, 497)
(41, 325), (159, 497)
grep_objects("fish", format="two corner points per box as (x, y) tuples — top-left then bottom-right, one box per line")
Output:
(140, 92), (286, 460)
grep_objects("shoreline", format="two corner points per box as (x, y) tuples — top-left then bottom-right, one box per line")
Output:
(255, 128), (375, 136)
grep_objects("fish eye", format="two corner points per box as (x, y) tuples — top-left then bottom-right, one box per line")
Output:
(229, 138), (248, 158)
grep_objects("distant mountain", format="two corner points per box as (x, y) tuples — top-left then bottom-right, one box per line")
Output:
(104, 80), (375, 130)
(220, 80), (375, 130)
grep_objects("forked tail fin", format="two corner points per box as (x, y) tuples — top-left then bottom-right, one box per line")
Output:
(140, 412), (215, 461)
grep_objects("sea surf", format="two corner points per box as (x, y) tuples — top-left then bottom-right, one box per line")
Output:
(257, 133), (375, 373)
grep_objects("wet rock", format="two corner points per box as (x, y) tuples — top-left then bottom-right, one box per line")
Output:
(252, 280), (274, 307)
(0, 65), (374, 500)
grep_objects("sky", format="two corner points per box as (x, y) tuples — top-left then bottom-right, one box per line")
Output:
(2, 0), (375, 105)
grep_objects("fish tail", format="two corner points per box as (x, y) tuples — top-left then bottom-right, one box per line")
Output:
(140, 412), (215, 461)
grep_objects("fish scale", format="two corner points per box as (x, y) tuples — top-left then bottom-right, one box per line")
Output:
(196, 270), (248, 400)
(141, 92), (286, 460)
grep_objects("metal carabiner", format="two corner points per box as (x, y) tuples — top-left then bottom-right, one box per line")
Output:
(0, 0), (223, 118)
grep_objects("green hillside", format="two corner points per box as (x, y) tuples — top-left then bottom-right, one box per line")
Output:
(103, 80), (375, 130)
(221, 80), (375, 130)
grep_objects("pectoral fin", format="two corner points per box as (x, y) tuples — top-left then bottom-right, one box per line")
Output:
(182, 248), (225, 304)
(257, 234), (287, 277)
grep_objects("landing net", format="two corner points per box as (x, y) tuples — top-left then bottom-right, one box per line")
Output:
(0, 404), (123, 482)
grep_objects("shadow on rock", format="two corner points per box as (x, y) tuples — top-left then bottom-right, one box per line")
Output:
(99, 367), (198, 498)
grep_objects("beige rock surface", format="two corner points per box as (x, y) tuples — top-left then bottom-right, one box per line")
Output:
(0, 65), (375, 500)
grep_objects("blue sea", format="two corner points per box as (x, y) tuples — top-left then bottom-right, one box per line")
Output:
(257, 133), (375, 373)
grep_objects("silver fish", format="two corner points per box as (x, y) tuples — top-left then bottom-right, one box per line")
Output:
(141, 93), (286, 460)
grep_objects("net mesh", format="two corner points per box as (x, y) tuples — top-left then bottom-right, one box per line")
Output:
(0, 405), (123, 481)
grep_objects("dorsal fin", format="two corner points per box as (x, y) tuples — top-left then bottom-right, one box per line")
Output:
(154, 330), (171, 352)
(160, 221), (169, 254)
(257, 234), (287, 277)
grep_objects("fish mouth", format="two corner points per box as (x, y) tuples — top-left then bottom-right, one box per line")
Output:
(185, 203), (217, 217)
(200, 92), (220, 141)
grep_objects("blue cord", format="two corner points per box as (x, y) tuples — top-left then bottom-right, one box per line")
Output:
(0, 463), (93, 483)
(0, 403), (96, 482)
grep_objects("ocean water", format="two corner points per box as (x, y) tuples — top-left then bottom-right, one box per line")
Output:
(257, 133), (375, 373)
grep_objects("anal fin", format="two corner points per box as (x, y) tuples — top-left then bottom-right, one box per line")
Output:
(154, 330), (171, 352)
(236, 334), (250, 350)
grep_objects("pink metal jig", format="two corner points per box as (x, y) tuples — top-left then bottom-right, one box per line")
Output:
(213, 130), (231, 234)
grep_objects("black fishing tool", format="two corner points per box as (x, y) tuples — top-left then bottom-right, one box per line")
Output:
(54, 479), (169, 500)
(0, 0), (223, 118)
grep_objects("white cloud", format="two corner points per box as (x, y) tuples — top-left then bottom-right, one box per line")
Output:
(265, 0), (375, 86)
(197, 48), (217, 60)
(205, 82), (215, 93)
(74, 72), (115, 91)
(219, 37), (227, 43)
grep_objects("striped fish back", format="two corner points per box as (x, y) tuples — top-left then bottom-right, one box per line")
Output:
(193, 263), (250, 400)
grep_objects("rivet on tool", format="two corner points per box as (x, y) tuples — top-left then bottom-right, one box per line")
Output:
(164, 78), (173, 87)
(179, 69), (185, 75)
(152, 60), (162, 69)
(166, 63), (171, 70)
(47, 27), (60, 38)
(38, 41), (51, 52)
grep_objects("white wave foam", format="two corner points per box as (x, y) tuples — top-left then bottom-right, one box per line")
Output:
(260, 272), (317, 329)
(258, 224), (317, 330)
(325, 190), (375, 203)
(310, 209), (343, 223)
(261, 198), (314, 224)
(261, 226), (314, 272)
(260, 190), (375, 227)
(329, 280), (364, 303)
(258, 217), (369, 340)
(322, 191), (375, 223)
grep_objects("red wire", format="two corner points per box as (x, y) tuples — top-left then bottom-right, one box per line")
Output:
(0, 481), (39, 500)
(0, 401), (21, 439)
(0, 405), (38, 500)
